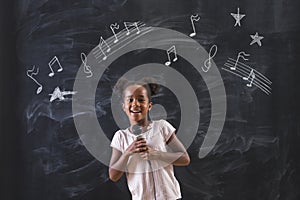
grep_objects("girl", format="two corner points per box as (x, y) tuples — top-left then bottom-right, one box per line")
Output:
(109, 77), (190, 200)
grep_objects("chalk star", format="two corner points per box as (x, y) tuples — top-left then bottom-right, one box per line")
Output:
(230, 7), (246, 27)
(49, 87), (77, 102)
(250, 32), (264, 46)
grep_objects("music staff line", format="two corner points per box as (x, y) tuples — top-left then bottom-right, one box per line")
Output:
(93, 25), (153, 63)
(223, 63), (268, 91)
(223, 61), (271, 94)
(222, 67), (270, 95)
(93, 22), (145, 58)
(222, 60), (271, 95)
(96, 26), (153, 64)
(92, 22), (150, 60)
(92, 22), (148, 59)
(27, 22), (151, 96)
(227, 58), (272, 85)
(223, 62), (265, 88)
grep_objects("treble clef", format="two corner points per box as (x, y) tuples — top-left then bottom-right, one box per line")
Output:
(81, 52), (93, 78)
(202, 44), (218, 73)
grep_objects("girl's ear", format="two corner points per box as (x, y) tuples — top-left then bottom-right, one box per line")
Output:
(148, 102), (153, 110)
(122, 102), (126, 112)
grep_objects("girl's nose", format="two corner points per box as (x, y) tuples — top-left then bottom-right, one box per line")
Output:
(132, 99), (140, 106)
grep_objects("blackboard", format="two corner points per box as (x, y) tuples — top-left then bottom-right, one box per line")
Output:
(1, 0), (300, 199)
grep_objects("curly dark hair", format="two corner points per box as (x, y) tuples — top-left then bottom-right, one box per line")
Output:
(114, 77), (160, 101)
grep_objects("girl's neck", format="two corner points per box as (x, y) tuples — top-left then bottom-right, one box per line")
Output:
(130, 118), (150, 127)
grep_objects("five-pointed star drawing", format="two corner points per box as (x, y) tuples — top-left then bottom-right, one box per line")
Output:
(230, 7), (246, 27)
(250, 32), (264, 46)
(49, 87), (77, 102)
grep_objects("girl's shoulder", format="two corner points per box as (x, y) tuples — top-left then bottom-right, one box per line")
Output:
(153, 119), (166, 123)
(114, 128), (130, 136)
(152, 119), (170, 127)
(113, 127), (136, 140)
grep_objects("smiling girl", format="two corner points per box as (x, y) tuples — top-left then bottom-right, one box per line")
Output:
(109, 77), (190, 200)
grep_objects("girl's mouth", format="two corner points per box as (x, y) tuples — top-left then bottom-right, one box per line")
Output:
(130, 110), (141, 113)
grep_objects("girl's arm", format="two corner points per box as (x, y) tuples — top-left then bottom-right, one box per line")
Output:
(109, 148), (130, 182)
(109, 138), (147, 182)
(140, 133), (190, 166)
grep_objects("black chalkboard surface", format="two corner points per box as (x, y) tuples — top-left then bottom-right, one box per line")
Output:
(1, 0), (300, 199)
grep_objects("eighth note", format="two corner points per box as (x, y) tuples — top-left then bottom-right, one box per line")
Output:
(165, 45), (178, 66)
(189, 14), (200, 37)
(110, 23), (120, 43)
(243, 69), (255, 87)
(48, 56), (63, 77)
(26, 65), (43, 94)
(124, 22), (140, 35)
(96, 36), (111, 60)
(230, 51), (250, 70)
(202, 44), (218, 72)
(80, 53), (93, 78)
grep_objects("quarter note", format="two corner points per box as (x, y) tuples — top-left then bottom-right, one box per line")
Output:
(230, 51), (250, 70)
(124, 22), (140, 35)
(165, 45), (178, 66)
(96, 36), (111, 60)
(26, 65), (43, 94)
(80, 53), (93, 78)
(110, 23), (120, 43)
(189, 14), (200, 37)
(48, 56), (63, 77)
(243, 69), (255, 87)
(202, 44), (218, 72)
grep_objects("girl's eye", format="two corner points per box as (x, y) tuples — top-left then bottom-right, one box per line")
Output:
(125, 97), (146, 103)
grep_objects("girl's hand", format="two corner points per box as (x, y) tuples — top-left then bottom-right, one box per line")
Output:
(139, 146), (160, 160)
(125, 138), (148, 156)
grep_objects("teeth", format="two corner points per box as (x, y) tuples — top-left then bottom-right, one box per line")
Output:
(130, 110), (141, 113)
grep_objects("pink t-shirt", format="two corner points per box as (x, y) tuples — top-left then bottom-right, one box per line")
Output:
(111, 119), (182, 200)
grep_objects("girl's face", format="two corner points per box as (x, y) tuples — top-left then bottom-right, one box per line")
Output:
(122, 84), (152, 125)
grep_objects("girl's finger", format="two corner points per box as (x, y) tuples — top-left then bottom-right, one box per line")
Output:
(139, 153), (146, 158)
(136, 143), (147, 148)
(137, 140), (146, 144)
(140, 153), (148, 160)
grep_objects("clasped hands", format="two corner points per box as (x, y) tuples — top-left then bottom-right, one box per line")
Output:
(125, 137), (159, 160)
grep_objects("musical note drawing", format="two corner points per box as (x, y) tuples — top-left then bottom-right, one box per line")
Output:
(165, 45), (178, 66)
(124, 22), (140, 35)
(202, 44), (218, 72)
(230, 51), (250, 70)
(230, 7), (246, 27)
(91, 22), (153, 64)
(222, 55), (272, 95)
(26, 65), (43, 94)
(189, 14), (201, 37)
(48, 56), (63, 77)
(80, 53), (93, 78)
(243, 69), (255, 87)
(94, 36), (111, 60)
(110, 23), (120, 43)
(49, 87), (77, 102)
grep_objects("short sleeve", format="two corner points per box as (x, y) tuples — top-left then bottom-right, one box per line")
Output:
(160, 120), (176, 143)
(110, 130), (123, 153)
